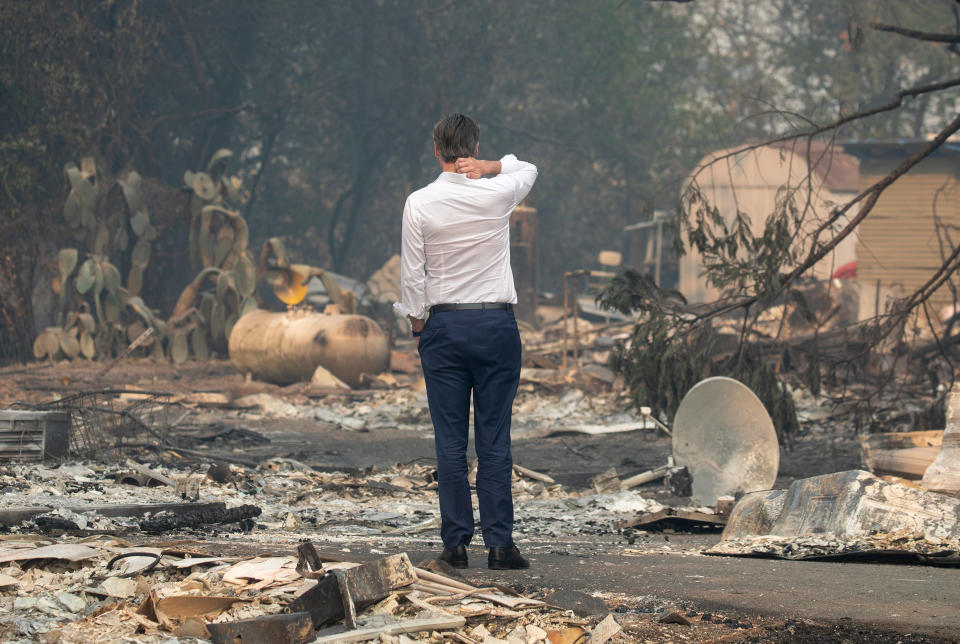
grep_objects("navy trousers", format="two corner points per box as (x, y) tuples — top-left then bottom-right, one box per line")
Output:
(418, 308), (521, 549)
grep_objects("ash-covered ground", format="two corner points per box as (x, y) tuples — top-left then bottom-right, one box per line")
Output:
(0, 358), (954, 643)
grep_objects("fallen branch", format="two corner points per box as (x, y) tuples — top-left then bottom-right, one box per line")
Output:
(96, 327), (154, 379)
(121, 441), (261, 468)
(872, 22), (960, 44)
(513, 464), (556, 484)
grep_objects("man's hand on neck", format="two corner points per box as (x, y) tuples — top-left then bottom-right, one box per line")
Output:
(453, 157), (501, 179)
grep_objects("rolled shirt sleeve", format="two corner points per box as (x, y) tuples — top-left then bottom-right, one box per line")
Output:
(393, 198), (428, 320)
(497, 154), (538, 208)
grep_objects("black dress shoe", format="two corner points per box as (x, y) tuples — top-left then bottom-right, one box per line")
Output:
(438, 545), (468, 568)
(488, 545), (529, 570)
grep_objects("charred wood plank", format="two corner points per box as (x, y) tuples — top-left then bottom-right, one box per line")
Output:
(0, 502), (227, 527)
(334, 569), (357, 629)
(289, 553), (415, 629)
(296, 541), (341, 576)
(138, 503), (261, 533)
(208, 612), (314, 644)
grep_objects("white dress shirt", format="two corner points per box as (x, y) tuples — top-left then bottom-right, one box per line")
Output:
(394, 154), (538, 320)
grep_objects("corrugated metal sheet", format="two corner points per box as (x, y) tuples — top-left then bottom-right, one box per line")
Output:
(854, 165), (960, 316)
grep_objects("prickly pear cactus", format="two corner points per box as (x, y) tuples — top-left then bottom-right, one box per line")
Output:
(39, 150), (264, 364)
(174, 150), (259, 357)
(37, 158), (165, 362)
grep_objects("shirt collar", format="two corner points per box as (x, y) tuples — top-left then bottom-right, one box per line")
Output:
(435, 171), (470, 184)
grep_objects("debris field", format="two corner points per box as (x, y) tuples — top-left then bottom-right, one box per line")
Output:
(1, 317), (958, 643)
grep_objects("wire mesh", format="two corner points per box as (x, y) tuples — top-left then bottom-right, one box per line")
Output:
(32, 389), (179, 460)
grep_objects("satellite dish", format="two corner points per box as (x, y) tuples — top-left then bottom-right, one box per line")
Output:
(672, 376), (779, 506)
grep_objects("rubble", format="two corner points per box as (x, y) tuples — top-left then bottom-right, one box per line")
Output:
(618, 463), (671, 490)
(0, 501), (235, 529)
(657, 610), (692, 626)
(665, 466), (692, 496)
(921, 383), (960, 495)
(313, 614), (466, 642)
(859, 429), (941, 478)
(0, 394), (685, 640)
(589, 613), (622, 643)
(312, 365), (351, 389)
(138, 503), (261, 533)
(858, 383), (960, 496)
(3, 309), (958, 642)
(207, 612), (314, 644)
(0, 535), (595, 643)
(707, 470), (960, 562)
(617, 507), (726, 532)
(365, 254), (402, 305)
(290, 553), (417, 627)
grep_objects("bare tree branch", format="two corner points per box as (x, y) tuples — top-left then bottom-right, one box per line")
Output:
(621, 0), (696, 7)
(697, 110), (960, 323)
(140, 106), (245, 133)
(893, 228), (960, 322)
(418, 0), (457, 16)
(480, 116), (565, 147)
(687, 75), (960, 184)
(872, 21), (960, 44)
(244, 120), (284, 222)
(677, 75), (960, 325)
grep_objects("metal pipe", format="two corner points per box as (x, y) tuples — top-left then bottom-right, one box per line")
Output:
(654, 219), (663, 287)
(561, 269), (589, 371)
(562, 273), (569, 369)
(875, 279), (880, 319)
(619, 464), (672, 490)
(572, 275), (579, 369)
(640, 406), (673, 436)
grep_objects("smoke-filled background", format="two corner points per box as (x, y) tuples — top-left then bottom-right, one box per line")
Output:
(2, 0), (959, 362)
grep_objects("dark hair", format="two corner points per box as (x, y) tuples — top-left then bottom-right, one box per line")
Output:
(433, 113), (480, 163)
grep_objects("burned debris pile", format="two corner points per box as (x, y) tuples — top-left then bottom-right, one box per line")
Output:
(0, 446), (654, 643)
(705, 383), (960, 563)
(0, 536), (592, 643)
(0, 374), (677, 642)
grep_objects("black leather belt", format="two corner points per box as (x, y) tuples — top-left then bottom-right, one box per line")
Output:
(430, 302), (513, 314)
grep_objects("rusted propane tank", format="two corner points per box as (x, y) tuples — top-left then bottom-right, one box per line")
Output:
(228, 309), (389, 386)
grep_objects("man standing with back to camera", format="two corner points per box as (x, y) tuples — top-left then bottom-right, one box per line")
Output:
(394, 113), (538, 569)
